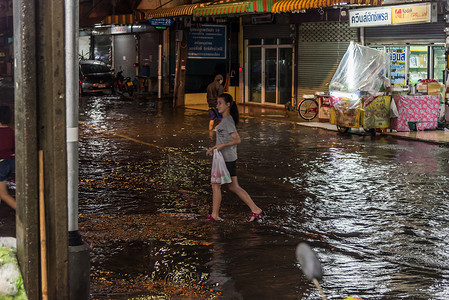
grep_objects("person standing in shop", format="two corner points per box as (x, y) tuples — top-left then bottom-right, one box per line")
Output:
(0, 106), (16, 210)
(206, 74), (224, 131)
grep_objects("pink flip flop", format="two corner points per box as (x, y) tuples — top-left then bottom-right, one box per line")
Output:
(207, 215), (223, 222)
(248, 211), (264, 222)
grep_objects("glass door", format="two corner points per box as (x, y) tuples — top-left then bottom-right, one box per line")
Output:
(247, 44), (293, 105)
(265, 48), (277, 103)
(278, 48), (293, 105)
(248, 48), (262, 103)
(433, 46), (445, 82)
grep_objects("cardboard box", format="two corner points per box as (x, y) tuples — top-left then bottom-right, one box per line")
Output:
(426, 82), (441, 95)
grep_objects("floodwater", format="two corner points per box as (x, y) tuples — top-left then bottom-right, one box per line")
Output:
(78, 95), (449, 299)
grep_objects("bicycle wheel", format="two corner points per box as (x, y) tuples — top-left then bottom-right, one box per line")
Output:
(298, 99), (319, 120)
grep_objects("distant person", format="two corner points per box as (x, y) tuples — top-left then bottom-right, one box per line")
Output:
(0, 106), (16, 210)
(206, 93), (263, 222)
(206, 74), (224, 131)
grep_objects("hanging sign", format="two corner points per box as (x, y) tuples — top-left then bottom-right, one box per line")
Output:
(349, 7), (391, 27)
(350, 2), (435, 27)
(149, 18), (174, 27)
(392, 3), (432, 25)
(188, 25), (227, 59)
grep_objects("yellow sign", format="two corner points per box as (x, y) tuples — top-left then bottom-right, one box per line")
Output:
(392, 4), (431, 24)
(363, 96), (391, 129)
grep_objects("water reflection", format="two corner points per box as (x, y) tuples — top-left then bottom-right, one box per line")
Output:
(79, 95), (449, 299)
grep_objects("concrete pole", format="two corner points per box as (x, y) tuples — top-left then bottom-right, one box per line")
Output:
(65, 0), (90, 298)
(13, 1), (40, 298)
(158, 43), (162, 99)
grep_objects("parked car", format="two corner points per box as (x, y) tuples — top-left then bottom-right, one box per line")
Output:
(79, 60), (114, 94)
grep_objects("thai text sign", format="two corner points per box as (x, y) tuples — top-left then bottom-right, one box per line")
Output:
(390, 48), (406, 86)
(149, 18), (174, 27)
(392, 3), (431, 25)
(350, 3), (434, 27)
(188, 25), (226, 59)
(349, 7), (391, 27)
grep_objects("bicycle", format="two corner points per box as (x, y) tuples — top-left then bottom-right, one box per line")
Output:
(298, 92), (329, 121)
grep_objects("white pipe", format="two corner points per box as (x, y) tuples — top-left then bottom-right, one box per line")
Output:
(65, 0), (79, 234)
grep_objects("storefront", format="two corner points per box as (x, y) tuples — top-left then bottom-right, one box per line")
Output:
(350, 2), (446, 126)
(88, 22), (159, 82)
(351, 3), (444, 89)
(243, 23), (294, 105)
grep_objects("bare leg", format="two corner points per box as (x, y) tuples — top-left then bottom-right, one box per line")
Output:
(228, 176), (262, 221)
(0, 181), (16, 210)
(211, 183), (222, 220)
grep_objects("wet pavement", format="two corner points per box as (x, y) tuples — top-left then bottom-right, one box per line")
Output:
(77, 95), (449, 299)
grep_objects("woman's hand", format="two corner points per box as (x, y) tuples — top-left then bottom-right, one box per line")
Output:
(206, 148), (214, 156)
(206, 144), (224, 156)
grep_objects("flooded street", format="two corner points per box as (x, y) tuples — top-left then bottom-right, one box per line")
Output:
(78, 95), (449, 299)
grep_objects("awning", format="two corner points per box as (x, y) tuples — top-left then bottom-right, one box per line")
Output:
(248, 0), (278, 13)
(102, 14), (135, 25)
(193, 1), (251, 17)
(144, 4), (200, 19)
(272, 0), (382, 13)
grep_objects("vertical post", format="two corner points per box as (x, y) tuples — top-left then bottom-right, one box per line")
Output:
(360, 27), (365, 46)
(239, 18), (244, 104)
(13, 0), (40, 298)
(14, 0), (69, 298)
(445, 0), (449, 121)
(173, 24), (190, 107)
(65, 0), (90, 298)
(158, 42), (162, 99)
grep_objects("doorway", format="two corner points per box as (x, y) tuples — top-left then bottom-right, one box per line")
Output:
(246, 40), (293, 105)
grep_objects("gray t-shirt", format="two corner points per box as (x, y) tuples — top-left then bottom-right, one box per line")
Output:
(216, 115), (238, 162)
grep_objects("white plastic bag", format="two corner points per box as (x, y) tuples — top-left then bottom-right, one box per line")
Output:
(390, 99), (399, 118)
(211, 149), (232, 184)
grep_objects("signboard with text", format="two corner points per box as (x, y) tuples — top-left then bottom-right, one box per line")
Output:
(350, 2), (435, 27)
(389, 48), (406, 86)
(149, 18), (174, 27)
(392, 3), (431, 25)
(349, 7), (391, 27)
(188, 25), (226, 59)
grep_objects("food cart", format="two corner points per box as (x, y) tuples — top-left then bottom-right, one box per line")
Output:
(329, 42), (391, 134)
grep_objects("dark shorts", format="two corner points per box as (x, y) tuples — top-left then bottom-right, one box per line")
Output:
(209, 108), (222, 121)
(225, 160), (237, 177)
(0, 159), (15, 182)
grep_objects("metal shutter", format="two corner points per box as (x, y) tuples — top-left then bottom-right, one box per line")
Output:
(365, 20), (445, 42)
(297, 22), (358, 97)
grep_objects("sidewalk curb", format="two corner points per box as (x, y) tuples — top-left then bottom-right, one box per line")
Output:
(184, 105), (449, 146)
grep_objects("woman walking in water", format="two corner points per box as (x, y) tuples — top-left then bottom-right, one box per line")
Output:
(206, 93), (263, 222)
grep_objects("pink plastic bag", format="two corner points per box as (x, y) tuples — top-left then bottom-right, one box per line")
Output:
(211, 149), (232, 184)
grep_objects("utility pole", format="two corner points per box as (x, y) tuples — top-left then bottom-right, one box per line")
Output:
(14, 0), (69, 298)
(173, 20), (190, 107)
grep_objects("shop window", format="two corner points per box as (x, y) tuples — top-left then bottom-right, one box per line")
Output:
(433, 46), (445, 82)
(409, 46), (428, 85)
